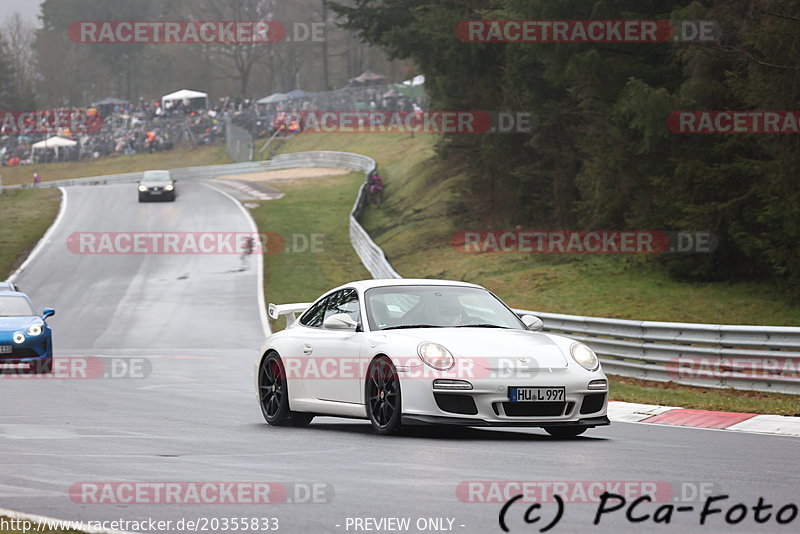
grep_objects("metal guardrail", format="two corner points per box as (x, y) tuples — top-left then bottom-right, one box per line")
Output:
(6, 151), (797, 393)
(512, 310), (800, 394)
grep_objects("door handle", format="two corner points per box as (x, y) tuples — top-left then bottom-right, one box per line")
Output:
(303, 343), (313, 355)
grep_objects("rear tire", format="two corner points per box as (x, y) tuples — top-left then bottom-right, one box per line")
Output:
(258, 353), (313, 427)
(544, 426), (586, 438)
(366, 356), (402, 435)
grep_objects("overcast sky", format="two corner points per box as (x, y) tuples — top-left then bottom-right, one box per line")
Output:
(0, 0), (41, 26)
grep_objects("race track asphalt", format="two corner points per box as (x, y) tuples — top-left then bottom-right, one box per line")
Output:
(1, 182), (796, 534)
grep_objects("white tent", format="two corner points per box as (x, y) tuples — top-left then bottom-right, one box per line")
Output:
(161, 89), (208, 109)
(30, 136), (78, 160)
(402, 74), (425, 86)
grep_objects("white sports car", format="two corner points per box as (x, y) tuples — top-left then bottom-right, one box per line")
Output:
(255, 279), (609, 437)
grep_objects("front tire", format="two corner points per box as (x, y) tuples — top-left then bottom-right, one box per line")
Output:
(258, 353), (313, 427)
(366, 356), (402, 434)
(544, 426), (586, 438)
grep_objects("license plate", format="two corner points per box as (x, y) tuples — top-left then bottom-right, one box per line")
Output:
(0, 345), (12, 354)
(151, 191), (162, 195)
(509, 386), (565, 402)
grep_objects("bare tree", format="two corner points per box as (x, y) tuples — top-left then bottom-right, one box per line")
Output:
(2, 12), (37, 108)
(197, 0), (275, 97)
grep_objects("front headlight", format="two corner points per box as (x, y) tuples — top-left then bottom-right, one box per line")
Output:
(417, 342), (455, 371)
(570, 343), (599, 371)
(164, 184), (174, 191)
(138, 185), (148, 192)
(13, 332), (25, 344)
(27, 324), (43, 336)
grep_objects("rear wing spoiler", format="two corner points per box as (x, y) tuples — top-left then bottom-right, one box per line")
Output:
(268, 302), (313, 325)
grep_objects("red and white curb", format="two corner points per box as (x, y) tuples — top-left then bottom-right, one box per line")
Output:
(209, 178), (284, 201)
(608, 401), (800, 437)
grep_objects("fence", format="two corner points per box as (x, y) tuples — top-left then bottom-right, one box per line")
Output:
(224, 115), (254, 162)
(4, 150), (798, 394)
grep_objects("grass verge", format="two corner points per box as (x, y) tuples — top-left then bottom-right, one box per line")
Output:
(274, 133), (800, 326)
(249, 172), (370, 330)
(1, 144), (230, 186)
(611, 376), (799, 416)
(0, 189), (62, 280)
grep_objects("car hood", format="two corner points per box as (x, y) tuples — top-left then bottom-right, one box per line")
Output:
(379, 328), (569, 369)
(0, 316), (40, 333)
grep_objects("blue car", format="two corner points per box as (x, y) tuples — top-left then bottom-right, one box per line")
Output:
(0, 290), (55, 373)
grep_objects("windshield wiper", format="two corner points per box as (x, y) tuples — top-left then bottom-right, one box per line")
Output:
(381, 324), (444, 330)
(456, 323), (511, 328)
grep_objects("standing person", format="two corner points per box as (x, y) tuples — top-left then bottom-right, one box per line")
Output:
(33, 173), (41, 186)
(369, 172), (384, 207)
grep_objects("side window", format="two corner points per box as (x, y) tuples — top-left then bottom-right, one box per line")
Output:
(299, 297), (328, 328)
(324, 289), (360, 325)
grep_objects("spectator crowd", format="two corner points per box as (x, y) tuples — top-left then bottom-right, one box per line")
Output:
(1, 82), (427, 168)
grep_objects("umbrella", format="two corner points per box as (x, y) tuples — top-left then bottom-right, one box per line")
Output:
(286, 89), (312, 99)
(257, 93), (289, 104)
(349, 71), (387, 85)
(94, 97), (129, 106)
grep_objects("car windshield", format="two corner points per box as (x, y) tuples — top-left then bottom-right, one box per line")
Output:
(142, 171), (171, 183)
(0, 296), (35, 317)
(365, 285), (525, 331)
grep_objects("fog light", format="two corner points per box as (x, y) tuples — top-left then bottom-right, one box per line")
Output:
(433, 379), (473, 390)
(588, 379), (608, 390)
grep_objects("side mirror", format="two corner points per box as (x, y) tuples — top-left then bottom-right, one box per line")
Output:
(521, 314), (543, 331)
(323, 313), (358, 330)
(42, 308), (56, 319)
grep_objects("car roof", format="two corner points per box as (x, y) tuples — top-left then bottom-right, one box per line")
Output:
(0, 290), (31, 301)
(327, 278), (483, 294)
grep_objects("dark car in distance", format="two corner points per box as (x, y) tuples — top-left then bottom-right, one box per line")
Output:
(138, 170), (176, 202)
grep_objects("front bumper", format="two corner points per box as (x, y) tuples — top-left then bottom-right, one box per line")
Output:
(398, 366), (609, 427)
(140, 190), (175, 201)
(0, 335), (51, 364)
(402, 414), (610, 427)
